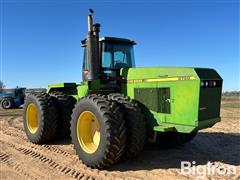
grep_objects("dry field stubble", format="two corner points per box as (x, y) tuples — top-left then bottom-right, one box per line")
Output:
(0, 96), (239, 179)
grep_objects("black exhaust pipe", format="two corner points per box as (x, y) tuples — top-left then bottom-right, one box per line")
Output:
(86, 9), (100, 81)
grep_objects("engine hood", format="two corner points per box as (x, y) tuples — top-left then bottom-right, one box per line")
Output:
(120, 67), (200, 81)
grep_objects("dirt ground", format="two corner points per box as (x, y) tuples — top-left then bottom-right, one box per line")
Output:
(0, 96), (239, 180)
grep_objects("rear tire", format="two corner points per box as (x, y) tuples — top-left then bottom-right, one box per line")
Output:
(23, 93), (58, 144)
(49, 91), (76, 138)
(107, 93), (146, 159)
(1, 98), (14, 109)
(70, 95), (126, 168)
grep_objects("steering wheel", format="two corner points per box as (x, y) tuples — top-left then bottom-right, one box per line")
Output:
(114, 60), (128, 68)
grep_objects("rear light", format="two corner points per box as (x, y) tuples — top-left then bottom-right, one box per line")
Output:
(205, 81), (208, 87)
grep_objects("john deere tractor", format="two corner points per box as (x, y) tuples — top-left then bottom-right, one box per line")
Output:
(23, 10), (222, 168)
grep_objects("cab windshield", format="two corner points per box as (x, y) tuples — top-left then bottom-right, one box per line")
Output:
(101, 42), (135, 69)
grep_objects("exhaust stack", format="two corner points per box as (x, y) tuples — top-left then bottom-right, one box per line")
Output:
(86, 9), (100, 81)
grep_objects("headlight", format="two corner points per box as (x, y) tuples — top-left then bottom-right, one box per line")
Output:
(213, 81), (216, 86)
(201, 80), (220, 88)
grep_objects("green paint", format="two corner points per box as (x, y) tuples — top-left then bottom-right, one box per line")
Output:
(120, 67), (222, 133)
(47, 83), (78, 99)
(77, 82), (88, 98)
(120, 67), (199, 132)
(48, 37), (222, 133)
(47, 66), (222, 134)
(120, 66), (199, 80)
(48, 83), (77, 91)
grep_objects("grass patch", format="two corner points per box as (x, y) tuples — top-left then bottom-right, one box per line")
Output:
(221, 102), (240, 108)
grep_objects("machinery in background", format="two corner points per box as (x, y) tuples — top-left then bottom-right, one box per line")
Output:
(0, 88), (26, 109)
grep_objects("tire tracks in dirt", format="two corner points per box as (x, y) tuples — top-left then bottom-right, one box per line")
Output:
(0, 134), (96, 179)
(1, 126), (74, 157)
(0, 152), (38, 180)
(0, 122), (130, 179)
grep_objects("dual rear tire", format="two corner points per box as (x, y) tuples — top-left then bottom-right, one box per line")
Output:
(49, 91), (76, 138)
(23, 92), (76, 143)
(23, 93), (145, 168)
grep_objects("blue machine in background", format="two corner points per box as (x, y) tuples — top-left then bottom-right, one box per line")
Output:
(0, 88), (26, 109)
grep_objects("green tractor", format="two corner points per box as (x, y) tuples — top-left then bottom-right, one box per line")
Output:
(23, 10), (222, 169)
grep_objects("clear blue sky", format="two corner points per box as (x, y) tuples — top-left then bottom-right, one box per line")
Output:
(0, 0), (239, 91)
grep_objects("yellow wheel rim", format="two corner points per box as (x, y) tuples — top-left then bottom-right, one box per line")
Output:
(77, 111), (100, 154)
(26, 103), (39, 134)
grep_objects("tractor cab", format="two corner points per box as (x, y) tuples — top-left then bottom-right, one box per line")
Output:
(82, 37), (136, 81)
(100, 37), (136, 69)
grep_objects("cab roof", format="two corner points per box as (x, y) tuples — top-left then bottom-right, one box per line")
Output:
(99, 37), (136, 44)
(81, 36), (136, 46)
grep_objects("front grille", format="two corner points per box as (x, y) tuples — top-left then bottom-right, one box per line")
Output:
(198, 83), (222, 121)
(194, 68), (223, 121)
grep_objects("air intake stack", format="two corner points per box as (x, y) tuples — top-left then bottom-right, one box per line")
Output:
(86, 9), (101, 81)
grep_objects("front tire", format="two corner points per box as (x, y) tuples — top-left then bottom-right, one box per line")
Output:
(70, 95), (126, 168)
(23, 93), (58, 144)
(107, 93), (146, 159)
